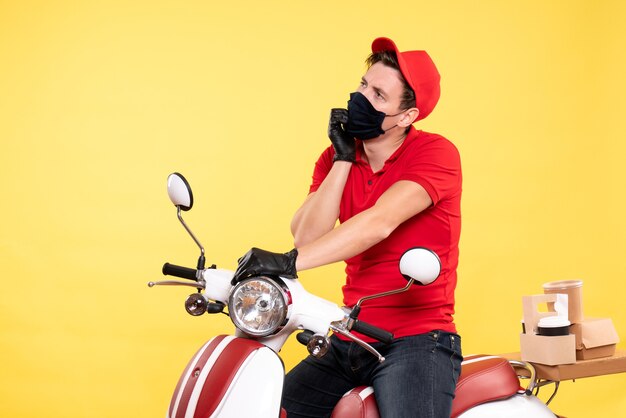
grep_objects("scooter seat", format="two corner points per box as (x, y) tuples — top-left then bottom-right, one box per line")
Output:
(331, 386), (379, 418)
(330, 355), (520, 418)
(451, 354), (521, 417)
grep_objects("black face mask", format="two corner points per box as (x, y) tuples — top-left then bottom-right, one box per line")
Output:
(345, 92), (403, 140)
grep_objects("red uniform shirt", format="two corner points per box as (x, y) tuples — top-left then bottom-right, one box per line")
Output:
(309, 127), (462, 339)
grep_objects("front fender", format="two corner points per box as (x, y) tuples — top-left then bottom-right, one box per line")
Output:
(168, 335), (284, 418)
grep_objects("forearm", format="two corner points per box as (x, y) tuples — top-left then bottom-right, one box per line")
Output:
(295, 206), (391, 271)
(290, 161), (352, 247)
(232, 211), (386, 285)
(294, 180), (433, 271)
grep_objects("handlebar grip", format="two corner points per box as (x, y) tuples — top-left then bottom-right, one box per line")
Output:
(162, 263), (198, 281)
(351, 320), (394, 344)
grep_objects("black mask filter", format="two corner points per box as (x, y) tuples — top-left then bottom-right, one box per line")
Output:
(345, 92), (403, 140)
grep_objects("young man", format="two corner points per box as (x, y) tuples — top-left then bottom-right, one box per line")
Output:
(233, 37), (462, 418)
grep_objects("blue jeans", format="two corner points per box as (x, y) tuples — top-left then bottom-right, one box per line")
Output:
(282, 331), (462, 418)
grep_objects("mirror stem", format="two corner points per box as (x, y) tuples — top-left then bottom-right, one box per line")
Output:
(350, 279), (415, 320)
(177, 206), (206, 270)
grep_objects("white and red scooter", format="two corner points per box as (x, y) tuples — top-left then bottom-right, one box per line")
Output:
(149, 173), (558, 418)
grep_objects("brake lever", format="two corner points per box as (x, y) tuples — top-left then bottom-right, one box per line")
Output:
(148, 280), (206, 289)
(330, 323), (385, 363)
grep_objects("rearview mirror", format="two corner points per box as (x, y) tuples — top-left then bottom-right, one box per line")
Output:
(167, 172), (193, 211)
(165, 172), (205, 269)
(399, 247), (441, 285)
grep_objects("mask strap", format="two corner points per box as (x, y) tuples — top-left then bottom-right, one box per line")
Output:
(385, 110), (407, 118)
(382, 108), (409, 132)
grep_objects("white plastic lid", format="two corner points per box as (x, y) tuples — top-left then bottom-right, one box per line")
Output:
(538, 316), (571, 328)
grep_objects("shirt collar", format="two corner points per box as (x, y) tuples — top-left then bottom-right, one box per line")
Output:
(355, 126), (420, 167)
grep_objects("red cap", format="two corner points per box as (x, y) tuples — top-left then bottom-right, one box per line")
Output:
(371, 37), (440, 121)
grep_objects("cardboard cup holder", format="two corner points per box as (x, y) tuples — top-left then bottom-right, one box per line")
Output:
(520, 294), (576, 365)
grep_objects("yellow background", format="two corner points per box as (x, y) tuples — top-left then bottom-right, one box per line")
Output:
(1, 0), (625, 416)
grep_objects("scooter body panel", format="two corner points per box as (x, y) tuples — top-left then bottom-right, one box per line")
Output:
(457, 394), (555, 418)
(167, 335), (284, 418)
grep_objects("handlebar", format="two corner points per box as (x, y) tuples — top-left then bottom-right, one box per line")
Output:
(162, 263), (198, 281)
(351, 320), (394, 344)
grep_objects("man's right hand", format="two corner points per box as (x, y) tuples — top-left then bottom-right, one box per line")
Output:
(328, 108), (355, 162)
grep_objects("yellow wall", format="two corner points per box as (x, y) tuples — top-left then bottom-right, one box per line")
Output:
(1, 1), (625, 416)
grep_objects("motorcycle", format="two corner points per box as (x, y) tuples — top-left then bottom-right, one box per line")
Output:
(149, 172), (558, 418)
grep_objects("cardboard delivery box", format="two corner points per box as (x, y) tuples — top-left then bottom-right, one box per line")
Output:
(520, 294), (576, 366)
(570, 317), (620, 360)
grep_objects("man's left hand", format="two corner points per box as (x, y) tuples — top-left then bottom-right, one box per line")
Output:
(232, 247), (298, 284)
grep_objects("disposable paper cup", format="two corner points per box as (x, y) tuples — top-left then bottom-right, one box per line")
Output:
(542, 280), (584, 323)
(537, 316), (571, 336)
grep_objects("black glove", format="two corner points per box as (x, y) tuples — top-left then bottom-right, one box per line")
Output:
(328, 108), (355, 163)
(232, 247), (298, 285)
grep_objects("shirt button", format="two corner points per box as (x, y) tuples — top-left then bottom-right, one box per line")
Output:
(367, 180), (373, 185)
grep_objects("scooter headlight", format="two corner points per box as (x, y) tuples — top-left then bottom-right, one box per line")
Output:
(228, 277), (290, 337)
